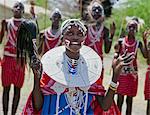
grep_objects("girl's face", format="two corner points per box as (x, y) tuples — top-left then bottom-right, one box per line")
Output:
(91, 5), (103, 21)
(51, 13), (61, 26)
(127, 23), (138, 36)
(63, 25), (86, 52)
(12, 2), (24, 18)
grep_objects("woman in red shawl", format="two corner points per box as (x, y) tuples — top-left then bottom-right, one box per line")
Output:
(114, 18), (147, 115)
(85, 0), (116, 84)
(38, 8), (62, 56)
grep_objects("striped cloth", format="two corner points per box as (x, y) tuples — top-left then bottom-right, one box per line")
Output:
(117, 73), (138, 97)
(144, 65), (150, 100)
(1, 56), (25, 88)
(43, 28), (62, 54)
(117, 37), (139, 97)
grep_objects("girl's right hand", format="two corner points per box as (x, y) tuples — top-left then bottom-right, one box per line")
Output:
(30, 55), (43, 79)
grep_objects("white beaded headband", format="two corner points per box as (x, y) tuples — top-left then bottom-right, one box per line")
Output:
(50, 8), (62, 18)
(61, 19), (87, 38)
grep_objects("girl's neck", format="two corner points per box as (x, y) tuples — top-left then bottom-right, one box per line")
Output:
(52, 24), (59, 30)
(65, 49), (80, 60)
(51, 24), (59, 35)
(127, 34), (135, 40)
(92, 22), (102, 31)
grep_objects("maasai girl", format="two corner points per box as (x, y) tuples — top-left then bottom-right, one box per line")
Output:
(143, 30), (150, 115)
(0, 2), (25, 115)
(85, 0), (116, 84)
(38, 8), (62, 56)
(17, 19), (134, 115)
(114, 18), (147, 115)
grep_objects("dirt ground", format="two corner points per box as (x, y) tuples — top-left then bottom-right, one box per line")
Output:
(0, 49), (148, 115)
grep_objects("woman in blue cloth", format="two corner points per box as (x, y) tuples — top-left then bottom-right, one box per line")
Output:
(17, 19), (134, 115)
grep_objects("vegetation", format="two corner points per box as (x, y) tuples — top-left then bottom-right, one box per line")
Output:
(106, 0), (150, 41)
(37, 13), (51, 31)
(35, 0), (47, 8)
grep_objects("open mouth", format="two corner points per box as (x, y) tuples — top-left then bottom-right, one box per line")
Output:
(71, 42), (80, 45)
(65, 40), (83, 47)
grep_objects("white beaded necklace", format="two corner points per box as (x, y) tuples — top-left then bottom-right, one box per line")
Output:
(88, 24), (104, 42)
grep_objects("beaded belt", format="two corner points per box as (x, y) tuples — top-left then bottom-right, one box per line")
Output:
(121, 66), (137, 74)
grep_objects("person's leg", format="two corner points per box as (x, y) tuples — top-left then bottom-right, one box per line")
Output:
(126, 96), (133, 115)
(11, 86), (21, 115)
(117, 94), (124, 112)
(3, 86), (11, 115)
(147, 100), (150, 115)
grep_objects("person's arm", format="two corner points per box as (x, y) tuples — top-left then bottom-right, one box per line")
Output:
(104, 22), (116, 53)
(139, 41), (147, 58)
(38, 32), (45, 57)
(0, 19), (7, 43)
(139, 31), (149, 58)
(96, 50), (134, 111)
(30, 56), (43, 111)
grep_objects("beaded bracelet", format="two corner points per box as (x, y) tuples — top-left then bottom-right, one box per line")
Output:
(110, 81), (119, 88)
(109, 81), (119, 92)
(109, 85), (117, 92)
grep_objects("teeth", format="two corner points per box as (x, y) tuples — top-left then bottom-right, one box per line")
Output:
(72, 42), (79, 45)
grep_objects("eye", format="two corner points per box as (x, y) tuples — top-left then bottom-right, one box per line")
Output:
(77, 32), (83, 37)
(14, 5), (18, 8)
(67, 32), (73, 36)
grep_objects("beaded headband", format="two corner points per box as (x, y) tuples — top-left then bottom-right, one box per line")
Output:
(61, 19), (87, 38)
(126, 16), (145, 32)
(50, 8), (62, 18)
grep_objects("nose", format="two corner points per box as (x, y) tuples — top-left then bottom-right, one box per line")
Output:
(72, 34), (81, 41)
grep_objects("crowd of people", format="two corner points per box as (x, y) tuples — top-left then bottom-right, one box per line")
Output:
(0, 0), (150, 115)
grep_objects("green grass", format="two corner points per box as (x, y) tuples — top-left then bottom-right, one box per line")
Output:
(35, 0), (48, 8)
